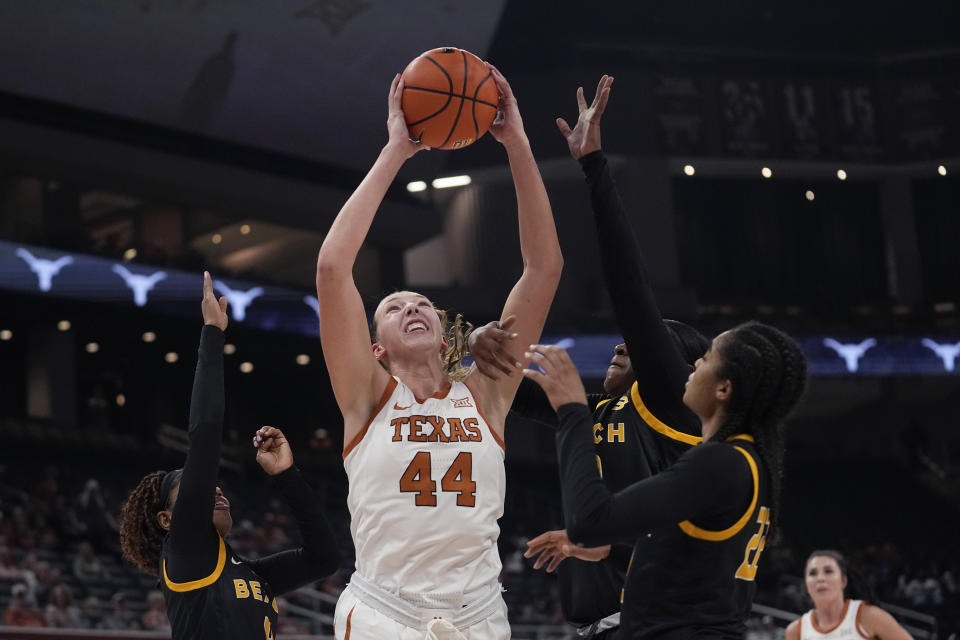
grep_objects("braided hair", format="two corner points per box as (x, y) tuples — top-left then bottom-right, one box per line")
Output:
(119, 470), (172, 577)
(710, 321), (808, 540)
(664, 319), (710, 368)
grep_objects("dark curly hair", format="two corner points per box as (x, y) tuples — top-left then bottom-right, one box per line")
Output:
(710, 321), (808, 541)
(119, 470), (171, 577)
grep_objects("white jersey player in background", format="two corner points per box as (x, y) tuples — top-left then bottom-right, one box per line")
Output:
(315, 68), (562, 640)
(786, 550), (912, 640)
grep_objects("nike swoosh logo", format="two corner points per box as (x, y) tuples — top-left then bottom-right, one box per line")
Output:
(231, 557), (242, 565)
(393, 403), (411, 411)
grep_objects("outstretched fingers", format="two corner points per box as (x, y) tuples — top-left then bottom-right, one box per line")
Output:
(524, 530), (570, 572)
(488, 65), (514, 101)
(523, 346), (553, 376)
(203, 270), (214, 298)
(593, 75), (614, 114)
(526, 344), (572, 372)
(522, 344), (587, 409)
(389, 73), (404, 112)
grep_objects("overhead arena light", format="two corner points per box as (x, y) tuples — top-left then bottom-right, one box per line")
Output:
(683, 165), (695, 176)
(431, 175), (471, 189)
(761, 167), (772, 179)
(938, 165), (947, 176)
(406, 181), (428, 193)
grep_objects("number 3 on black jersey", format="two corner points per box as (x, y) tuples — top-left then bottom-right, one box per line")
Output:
(735, 506), (770, 580)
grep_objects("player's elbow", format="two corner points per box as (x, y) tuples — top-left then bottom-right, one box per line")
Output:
(524, 254), (564, 286)
(566, 520), (592, 546)
(565, 501), (613, 547)
(566, 510), (600, 545)
(315, 249), (348, 287)
(538, 243), (564, 272)
(545, 252), (564, 278)
(307, 547), (341, 579)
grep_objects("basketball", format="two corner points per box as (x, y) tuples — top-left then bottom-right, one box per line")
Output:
(400, 47), (500, 150)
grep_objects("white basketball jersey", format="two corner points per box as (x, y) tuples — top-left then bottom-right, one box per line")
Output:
(799, 600), (871, 640)
(343, 377), (506, 595)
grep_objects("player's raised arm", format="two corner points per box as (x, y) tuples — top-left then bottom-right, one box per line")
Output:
(316, 75), (426, 439)
(246, 426), (341, 593)
(567, 76), (702, 428)
(164, 272), (229, 567)
(466, 67), (563, 428)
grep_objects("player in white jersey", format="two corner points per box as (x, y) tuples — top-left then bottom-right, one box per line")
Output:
(316, 68), (562, 640)
(786, 550), (912, 640)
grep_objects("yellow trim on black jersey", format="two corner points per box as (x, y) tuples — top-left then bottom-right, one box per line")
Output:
(595, 398), (612, 410)
(163, 535), (226, 592)
(629, 382), (702, 446)
(678, 445), (759, 541)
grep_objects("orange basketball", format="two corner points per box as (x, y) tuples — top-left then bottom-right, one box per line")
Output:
(400, 47), (499, 150)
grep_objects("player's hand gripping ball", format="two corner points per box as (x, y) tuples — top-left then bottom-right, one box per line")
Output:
(400, 47), (499, 150)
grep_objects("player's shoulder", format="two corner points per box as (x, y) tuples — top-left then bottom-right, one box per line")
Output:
(785, 618), (801, 640)
(593, 394), (615, 412)
(856, 602), (899, 634)
(685, 438), (746, 460)
(681, 439), (756, 478)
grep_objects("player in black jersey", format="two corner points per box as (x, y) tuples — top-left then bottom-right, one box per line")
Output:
(468, 75), (708, 638)
(119, 272), (340, 640)
(523, 320), (807, 639)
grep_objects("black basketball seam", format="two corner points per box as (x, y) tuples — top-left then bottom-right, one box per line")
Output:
(438, 50), (468, 149)
(472, 71), (494, 141)
(402, 85), (498, 109)
(405, 93), (453, 127)
(421, 54), (453, 93)
(405, 54), (456, 128)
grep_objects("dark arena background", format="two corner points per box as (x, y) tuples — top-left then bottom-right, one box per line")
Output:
(1, 1), (960, 639)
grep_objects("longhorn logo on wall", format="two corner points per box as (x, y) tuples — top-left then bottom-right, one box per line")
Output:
(822, 338), (877, 372)
(214, 281), (264, 322)
(112, 265), (167, 307)
(15, 248), (73, 292)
